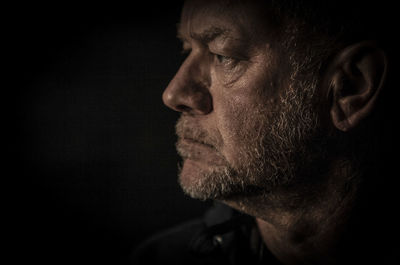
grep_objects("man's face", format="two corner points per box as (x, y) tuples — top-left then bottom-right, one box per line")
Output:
(163, 0), (326, 200)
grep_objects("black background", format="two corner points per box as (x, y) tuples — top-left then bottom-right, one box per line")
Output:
(12, 3), (210, 264)
(10, 3), (399, 265)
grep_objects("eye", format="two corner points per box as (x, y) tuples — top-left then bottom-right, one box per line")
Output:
(216, 54), (230, 63)
(213, 53), (238, 68)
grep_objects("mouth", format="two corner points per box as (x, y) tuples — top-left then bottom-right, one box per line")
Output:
(176, 137), (226, 166)
(180, 137), (216, 149)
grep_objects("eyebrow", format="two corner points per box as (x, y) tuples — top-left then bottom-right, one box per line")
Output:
(177, 24), (230, 44)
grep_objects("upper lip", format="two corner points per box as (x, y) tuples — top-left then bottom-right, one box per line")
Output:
(180, 136), (216, 150)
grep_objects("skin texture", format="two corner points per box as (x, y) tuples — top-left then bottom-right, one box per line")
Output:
(166, 0), (325, 200)
(162, 0), (388, 264)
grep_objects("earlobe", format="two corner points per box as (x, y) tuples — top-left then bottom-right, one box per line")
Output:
(328, 41), (387, 132)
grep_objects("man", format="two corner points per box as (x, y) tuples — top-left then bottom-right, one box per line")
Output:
(133, 0), (398, 264)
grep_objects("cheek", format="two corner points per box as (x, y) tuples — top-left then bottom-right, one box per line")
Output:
(210, 55), (280, 165)
(217, 106), (246, 165)
(215, 95), (267, 166)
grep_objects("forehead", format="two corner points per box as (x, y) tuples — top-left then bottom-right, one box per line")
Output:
(179, 0), (275, 43)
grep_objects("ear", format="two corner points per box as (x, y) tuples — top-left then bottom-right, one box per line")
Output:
(328, 41), (387, 132)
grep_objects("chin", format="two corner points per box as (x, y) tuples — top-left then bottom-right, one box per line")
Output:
(178, 158), (220, 200)
(178, 158), (261, 201)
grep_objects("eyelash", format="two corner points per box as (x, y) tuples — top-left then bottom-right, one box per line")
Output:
(180, 48), (239, 68)
(213, 53), (236, 66)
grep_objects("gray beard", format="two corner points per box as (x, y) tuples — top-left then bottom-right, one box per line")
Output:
(176, 70), (328, 201)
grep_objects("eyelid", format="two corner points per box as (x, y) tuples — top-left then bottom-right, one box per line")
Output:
(209, 46), (249, 62)
(215, 53), (235, 63)
(209, 49), (239, 61)
(210, 52), (240, 70)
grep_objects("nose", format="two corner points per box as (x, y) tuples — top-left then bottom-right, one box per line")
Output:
(162, 55), (212, 115)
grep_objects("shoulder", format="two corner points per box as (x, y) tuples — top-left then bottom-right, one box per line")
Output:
(131, 219), (208, 265)
(130, 203), (248, 265)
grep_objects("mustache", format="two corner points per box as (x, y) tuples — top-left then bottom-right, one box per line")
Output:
(175, 116), (220, 149)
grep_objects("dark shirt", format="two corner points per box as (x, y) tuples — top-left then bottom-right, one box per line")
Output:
(131, 203), (282, 265)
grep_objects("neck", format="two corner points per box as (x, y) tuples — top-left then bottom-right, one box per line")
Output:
(223, 158), (366, 265)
